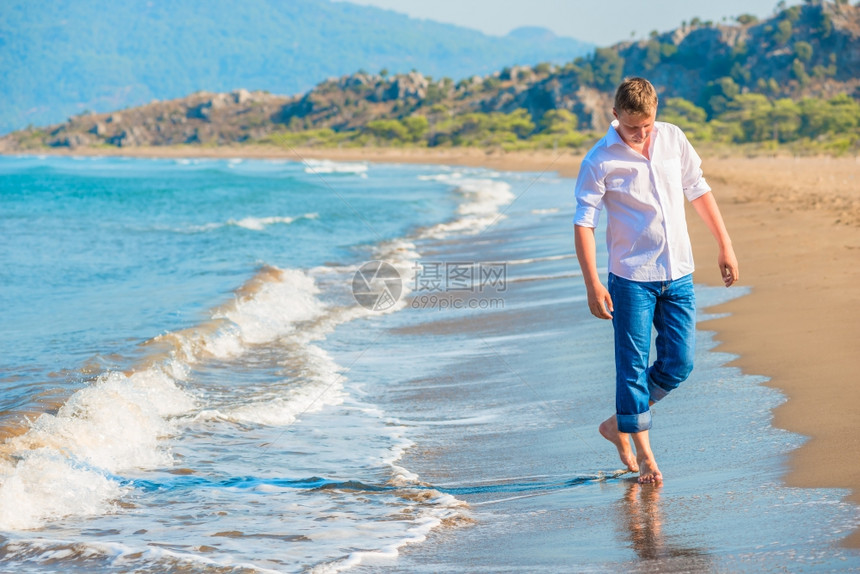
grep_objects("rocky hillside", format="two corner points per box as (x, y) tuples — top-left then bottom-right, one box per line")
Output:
(614, 0), (859, 108)
(0, 0), (591, 135)
(3, 1), (858, 152)
(10, 90), (294, 150)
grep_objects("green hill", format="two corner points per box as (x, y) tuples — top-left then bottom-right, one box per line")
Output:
(3, 0), (858, 154)
(0, 0), (591, 135)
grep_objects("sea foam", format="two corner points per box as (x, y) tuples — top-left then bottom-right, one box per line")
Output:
(227, 213), (319, 231)
(0, 367), (194, 530)
(183, 212), (319, 233)
(0, 265), (331, 530)
(418, 174), (515, 238)
(303, 158), (369, 175)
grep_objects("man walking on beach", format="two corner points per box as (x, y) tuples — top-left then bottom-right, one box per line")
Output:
(573, 77), (739, 484)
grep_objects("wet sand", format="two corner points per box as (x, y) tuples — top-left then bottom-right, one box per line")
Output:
(682, 155), (860, 547)
(334, 160), (857, 571)
(310, 150), (860, 550)
(11, 144), (860, 546)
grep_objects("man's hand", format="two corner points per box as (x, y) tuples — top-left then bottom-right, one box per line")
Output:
(691, 192), (739, 288)
(587, 283), (614, 319)
(575, 225), (613, 319)
(719, 245), (739, 287)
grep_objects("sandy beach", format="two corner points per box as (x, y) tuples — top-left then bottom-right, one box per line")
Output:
(13, 144), (860, 549)
(308, 148), (860, 552)
(683, 155), (860, 548)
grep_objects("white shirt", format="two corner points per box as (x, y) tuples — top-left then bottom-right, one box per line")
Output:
(574, 120), (711, 282)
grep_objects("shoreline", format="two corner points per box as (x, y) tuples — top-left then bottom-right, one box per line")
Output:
(6, 145), (860, 546)
(683, 155), (860, 548)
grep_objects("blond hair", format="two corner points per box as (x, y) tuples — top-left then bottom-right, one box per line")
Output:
(614, 77), (658, 116)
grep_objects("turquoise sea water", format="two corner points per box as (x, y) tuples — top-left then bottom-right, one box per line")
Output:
(1, 154), (504, 572)
(0, 154), (858, 572)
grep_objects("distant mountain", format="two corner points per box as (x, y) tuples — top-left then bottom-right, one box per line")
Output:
(0, 0), (592, 135)
(3, 0), (857, 153)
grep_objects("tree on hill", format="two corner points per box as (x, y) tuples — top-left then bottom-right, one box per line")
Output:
(2, 1), (858, 155)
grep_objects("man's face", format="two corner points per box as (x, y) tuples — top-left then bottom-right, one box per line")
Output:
(613, 108), (656, 147)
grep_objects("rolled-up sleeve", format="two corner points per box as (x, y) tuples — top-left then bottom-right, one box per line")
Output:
(679, 131), (711, 202)
(574, 159), (605, 228)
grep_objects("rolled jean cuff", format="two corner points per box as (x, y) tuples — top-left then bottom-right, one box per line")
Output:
(648, 373), (671, 403)
(617, 411), (652, 433)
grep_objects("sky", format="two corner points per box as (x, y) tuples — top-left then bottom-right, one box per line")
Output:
(337, 0), (802, 46)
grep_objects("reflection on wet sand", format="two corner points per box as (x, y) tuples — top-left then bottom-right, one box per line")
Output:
(617, 481), (711, 571)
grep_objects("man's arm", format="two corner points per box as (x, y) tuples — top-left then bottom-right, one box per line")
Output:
(574, 224), (613, 319)
(690, 191), (739, 287)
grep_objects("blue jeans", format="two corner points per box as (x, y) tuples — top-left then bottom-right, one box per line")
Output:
(608, 273), (696, 433)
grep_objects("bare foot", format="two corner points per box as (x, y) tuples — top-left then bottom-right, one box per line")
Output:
(636, 454), (663, 484)
(599, 415), (639, 472)
(628, 428), (663, 484)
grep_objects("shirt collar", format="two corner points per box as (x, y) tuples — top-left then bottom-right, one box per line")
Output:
(606, 120), (625, 148)
(605, 120), (660, 152)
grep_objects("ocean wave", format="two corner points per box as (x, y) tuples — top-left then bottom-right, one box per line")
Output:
(505, 271), (583, 284)
(0, 536), (286, 574)
(0, 160), (502, 564)
(195, 342), (346, 426)
(0, 367), (195, 530)
(228, 213), (319, 230)
(150, 266), (327, 363)
(0, 264), (333, 531)
(0, 156), (499, 569)
(0, 251), (451, 533)
(504, 254), (574, 265)
(309, 486), (468, 574)
(418, 175), (515, 239)
(182, 212), (319, 233)
(303, 158), (369, 176)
